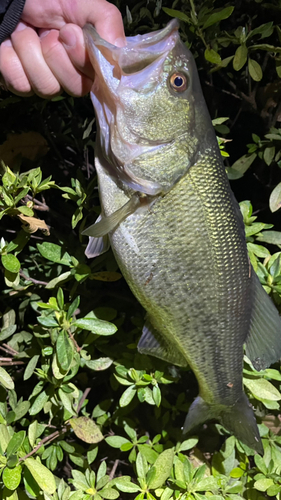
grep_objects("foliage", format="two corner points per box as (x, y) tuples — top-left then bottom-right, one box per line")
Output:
(0, 0), (281, 499)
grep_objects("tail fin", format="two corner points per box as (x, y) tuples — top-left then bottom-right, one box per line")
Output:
(183, 393), (263, 454)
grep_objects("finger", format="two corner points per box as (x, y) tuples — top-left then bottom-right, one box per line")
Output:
(40, 28), (93, 96)
(58, 24), (96, 80)
(0, 38), (33, 96)
(88, 0), (126, 46)
(62, 0), (126, 47)
(11, 22), (61, 97)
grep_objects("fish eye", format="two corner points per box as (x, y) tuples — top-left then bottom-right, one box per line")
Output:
(169, 72), (188, 92)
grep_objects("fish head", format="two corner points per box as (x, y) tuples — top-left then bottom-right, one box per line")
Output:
(83, 20), (214, 192)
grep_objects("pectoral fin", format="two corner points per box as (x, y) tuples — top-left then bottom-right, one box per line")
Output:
(138, 317), (188, 367)
(82, 194), (141, 238)
(120, 163), (163, 195)
(245, 272), (281, 371)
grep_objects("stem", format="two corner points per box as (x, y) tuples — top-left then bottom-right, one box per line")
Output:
(19, 425), (69, 462)
(76, 387), (91, 414)
(0, 361), (25, 366)
(20, 270), (48, 286)
(2, 343), (18, 356)
(109, 459), (119, 480)
(67, 329), (81, 353)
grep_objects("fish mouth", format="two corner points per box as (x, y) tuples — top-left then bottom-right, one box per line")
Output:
(83, 19), (179, 79)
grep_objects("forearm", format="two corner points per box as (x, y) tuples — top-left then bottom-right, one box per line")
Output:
(0, 0), (26, 43)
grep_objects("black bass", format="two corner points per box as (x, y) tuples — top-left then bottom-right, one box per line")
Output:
(82, 20), (281, 454)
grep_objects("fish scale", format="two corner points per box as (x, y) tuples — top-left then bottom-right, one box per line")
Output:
(83, 19), (281, 453)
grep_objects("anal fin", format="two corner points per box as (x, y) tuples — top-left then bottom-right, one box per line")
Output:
(245, 272), (281, 371)
(138, 317), (188, 367)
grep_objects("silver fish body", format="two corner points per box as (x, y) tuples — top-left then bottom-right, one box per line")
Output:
(83, 20), (281, 454)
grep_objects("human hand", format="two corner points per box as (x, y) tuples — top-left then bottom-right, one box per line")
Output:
(0, 0), (125, 97)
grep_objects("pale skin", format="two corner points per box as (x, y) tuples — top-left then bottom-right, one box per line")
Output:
(0, 0), (126, 97)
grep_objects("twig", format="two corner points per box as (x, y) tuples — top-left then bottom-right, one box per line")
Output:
(20, 270), (48, 286)
(2, 343), (18, 356)
(204, 80), (242, 100)
(0, 346), (14, 356)
(24, 194), (49, 211)
(0, 361), (25, 366)
(76, 387), (91, 414)
(109, 459), (119, 480)
(67, 329), (81, 353)
(19, 425), (69, 462)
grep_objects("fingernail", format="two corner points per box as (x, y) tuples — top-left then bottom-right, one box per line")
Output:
(1, 39), (12, 47)
(59, 29), (76, 48)
(40, 30), (51, 39)
(15, 21), (28, 32)
(114, 37), (127, 48)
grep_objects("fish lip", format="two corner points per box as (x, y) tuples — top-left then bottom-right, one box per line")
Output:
(83, 19), (180, 79)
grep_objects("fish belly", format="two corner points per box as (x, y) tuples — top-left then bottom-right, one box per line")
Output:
(97, 147), (253, 408)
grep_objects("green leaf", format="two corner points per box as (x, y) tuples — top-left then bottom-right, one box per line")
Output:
(58, 388), (76, 416)
(0, 366), (14, 390)
(257, 230), (281, 245)
(137, 445), (159, 464)
(57, 287), (64, 309)
(67, 295), (80, 320)
(162, 8), (190, 23)
(114, 477), (141, 493)
(23, 354), (40, 381)
(18, 206), (34, 216)
(1, 254), (20, 273)
(37, 242), (72, 265)
(0, 424), (11, 453)
(203, 6), (234, 29)
(244, 377), (281, 401)
(46, 271), (72, 289)
(14, 400), (30, 421)
(56, 330), (73, 372)
(247, 243), (270, 258)
(204, 49), (221, 64)
(120, 386), (136, 407)
(105, 436), (130, 448)
(147, 449), (174, 489)
(248, 58), (263, 81)
(100, 488), (119, 499)
(28, 420), (38, 448)
(254, 454), (267, 475)
(233, 44), (248, 71)
(227, 153), (256, 179)
(152, 385), (161, 407)
(3, 465), (22, 490)
(264, 146), (275, 166)
(24, 457), (56, 494)
(0, 325), (17, 342)
(6, 430), (25, 458)
(267, 484), (281, 496)
(179, 437), (199, 451)
(70, 417), (104, 443)
(254, 478), (274, 492)
(37, 315), (59, 327)
(29, 389), (49, 415)
(73, 317), (117, 335)
(136, 452), (148, 480)
(85, 358), (113, 371)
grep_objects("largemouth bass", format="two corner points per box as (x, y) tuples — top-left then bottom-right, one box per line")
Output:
(83, 20), (281, 454)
